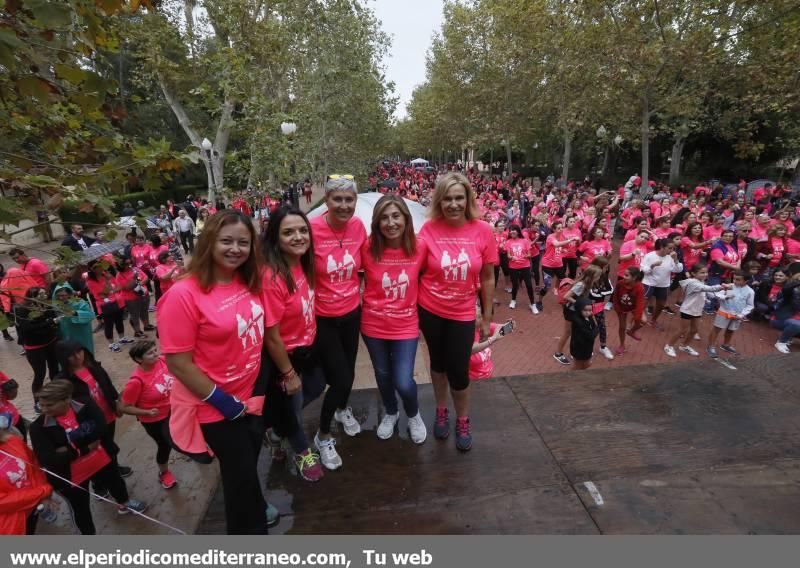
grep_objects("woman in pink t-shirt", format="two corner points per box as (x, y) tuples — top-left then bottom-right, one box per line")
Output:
(119, 340), (176, 490)
(418, 172), (498, 452)
(361, 196), (427, 444)
(505, 224), (538, 313)
(680, 222), (715, 274)
(85, 260), (131, 352)
(561, 216), (582, 278)
(308, 177), (367, 470)
(154, 250), (183, 296)
(541, 221), (575, 283)
(261, 207), (325, 483)
(578, 227), (612, 271)
(158, 210), (273, 535)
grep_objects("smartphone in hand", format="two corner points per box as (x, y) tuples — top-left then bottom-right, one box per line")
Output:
(499, 319), (515, 336)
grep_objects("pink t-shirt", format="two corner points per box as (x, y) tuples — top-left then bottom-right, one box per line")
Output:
(703, 225), (723, 241)
(0, 398), (20, 428)
(578, 239), (611, 269)
(22, 258), (48, 288)
(310, 214), (367, 317)
(750, 223), (768, 242)
(469, 323), (499, 380)
(768, 237), (785, 267)
(130, 244), (152, 269)
(122, 358), (174, 423)
(155, 262), (182, 294)
(361, 241), (426, 340)
(680, 237), (705, 270)
(262, 264), (317, 352)
(115, 268), (148, 302)
(786, 238), (800, 261)
(85, 275), (123, 308)
(562, 227), (581, 258)
(710, 243), (740, 277)
(418, 219), (498, 322)
(75, 368), (116, 425)
(617, 240), (647, 278)
(158, 276), (265, 424)
(541, 233), (566, 268)
(505, 238), (531, 269)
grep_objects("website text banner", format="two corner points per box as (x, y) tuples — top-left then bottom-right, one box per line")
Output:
(1, 536), (797, 568)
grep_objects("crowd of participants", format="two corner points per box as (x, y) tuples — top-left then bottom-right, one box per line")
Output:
(0, 163), (799, 535)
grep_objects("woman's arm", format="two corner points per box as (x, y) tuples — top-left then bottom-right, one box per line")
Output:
(264, 326), (301, 395)
(165, 352), (216, 399)
(117, 400), (159, 418)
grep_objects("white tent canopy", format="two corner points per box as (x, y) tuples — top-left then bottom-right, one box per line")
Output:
(410, 157), (429, 165)
(306, 192), (428, 235)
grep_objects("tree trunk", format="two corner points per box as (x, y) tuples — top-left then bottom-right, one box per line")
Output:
(669, 134), (686, 185)
(640, 98), (650, 198)
(601, 143), (610, 177)
(505, 136), (513, 181)
(562, 128), (572, 182)
(792, 159), (800, 187)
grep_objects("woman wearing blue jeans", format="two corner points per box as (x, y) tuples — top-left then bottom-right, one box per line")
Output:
(771, 272), (800, 354)
(360, 195), (427, 443)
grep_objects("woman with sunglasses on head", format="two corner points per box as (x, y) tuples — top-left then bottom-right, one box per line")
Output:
(158, 210), (274, 534)
(261, 206), (325, 483)
(361, 195), (427, 444)
(418, 172), (497, 451)
(308, 177), (368, 470)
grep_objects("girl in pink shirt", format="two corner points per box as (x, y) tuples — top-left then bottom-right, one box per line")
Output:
(308, 178), (367, 469)
(361, 196), (428, 444)
(158, 210), (273, 535)
(261, 207), (325, 483)
(541, 221), (575, 283)
(680, 222), (715, 273)
(418, 173), (497, 452)
(505, 225), (538, 314)
(578, 227), (612, 270)
(561, 216), (581, 278)
(119, 340), (177, 490)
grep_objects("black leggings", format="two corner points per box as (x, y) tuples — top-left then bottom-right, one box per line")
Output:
(418, 305), (474, 391)
(141, 418), (172, 465)
(530, 256), (541, 286)
(595, 309), (607, 346)
(564, 257), (578, 279)
(100, 303), (124, 341)
(60, 462), (129, 535)
(25, 342), (58, 396)
(315, 308), (361, 435)
(201, 416), (268, 534)
(510, 267), (535, 303)
(542, 265), (566, 280)
(494, 252), (510, 283)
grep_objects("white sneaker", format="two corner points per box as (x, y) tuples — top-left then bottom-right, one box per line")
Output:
(314, 431), (342, 470)
(530, 303), (539, 315)
(604, 301), (613, 311)
(407, 413), (427, 445)
(775, 341), (791, 354)
(509, 300), (516, 309)
(678, 345), (699, 356)
(377, 413), (398, 440)
(693, 333), (701, 341)
(334, 407), (361, 436)
(599, 346), (614, 360)
(664, 344), (677, 358)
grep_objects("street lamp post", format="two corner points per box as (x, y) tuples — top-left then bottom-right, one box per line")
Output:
(201, 137), (218, 205)
(281, 122), (299, 208)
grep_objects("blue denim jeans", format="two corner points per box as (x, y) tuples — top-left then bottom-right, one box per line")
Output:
(770, 318), (800, 344)
(362, 335), (419, 417)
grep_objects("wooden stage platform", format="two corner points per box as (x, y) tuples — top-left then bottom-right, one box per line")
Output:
(199, 353), (800, 534)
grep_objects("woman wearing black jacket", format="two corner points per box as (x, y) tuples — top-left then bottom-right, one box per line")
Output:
(29, 381), (146, 534)
(14, 287), (60, 399)
(54, 340), (133, 480)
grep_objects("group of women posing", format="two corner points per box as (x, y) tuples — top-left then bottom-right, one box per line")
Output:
(156, 172), (496, 534)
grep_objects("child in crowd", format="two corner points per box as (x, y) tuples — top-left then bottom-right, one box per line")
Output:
(0, 372), (24, 440)
(468, 309), (513, 380)
(664, 263), (729, 358)
(707, 270), (754, 357)
(568, 298), (599, 370)
(612, 267), (645, 354)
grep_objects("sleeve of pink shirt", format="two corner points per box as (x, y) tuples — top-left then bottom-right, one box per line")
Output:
(709, 248), (724, 262)
(262, 270), (287, 328)
(480, 222), (500, 265)
(121, 375), (144, 406)
(157, 282), (200, 353)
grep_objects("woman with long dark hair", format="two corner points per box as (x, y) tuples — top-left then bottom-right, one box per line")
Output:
(14, 287), (59, 400)
(159, 210), (273, 534)
(261, 206), (325, 483)
(362, 195), (427, 443)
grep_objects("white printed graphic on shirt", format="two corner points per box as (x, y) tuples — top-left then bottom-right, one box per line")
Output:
(301, 289), (315, 327)
(381, 269), (410, 301)
(236, 301), (265, 349)
(0, 454), (27, 489)
(154, 372), (175, 397)
(441, 248), (471, 281)
(326, 249), (356, 283)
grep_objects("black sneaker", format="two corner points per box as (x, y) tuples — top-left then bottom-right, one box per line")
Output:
(118, 465), (133, 478)
(720, 344), (738, 355)
(535, 301), (544, 312)
(553, 352), (570, 365)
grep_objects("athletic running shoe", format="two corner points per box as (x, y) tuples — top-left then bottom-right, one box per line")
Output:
(614, 346), (627, 356)
(294, 449), (324, 482)
(119, 337), (134, 344)
(626, 329), (642, 341)
(433, 407), (450, 439)
(92, 487), (110, 501)
(663, 307), (676, 316)
(553, 352), (570, 365)
(334, 407), (361, 436)
(604, 301), (613, 311)
(159, 469), (177, 489)
(134, 331), (146, 339)
(118, 499), (148, 515)
(678, 345), (699, 356)
(455, 417), (472, 452)
(599, 346), (614, 360)
(118, 465), (133, 478)
(706, 346), (719, 358)
(720, 344), (738, 355)
(535, 301), (544, 312)
(693, 333), (702, 340)
(530, 303), (539, 315)
(266, 503), (280, 528)
(663, 345), (677, 358)
(314, 432), (342, 470)
(376, 413), (399, 440)
(407, 413), (427, 444)
(508, 300), (516, 309)
(775, 341), (791, 354)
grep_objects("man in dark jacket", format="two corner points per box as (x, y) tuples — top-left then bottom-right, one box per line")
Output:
(60, 225), (95, 252)
(181, 196), (197, 222)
